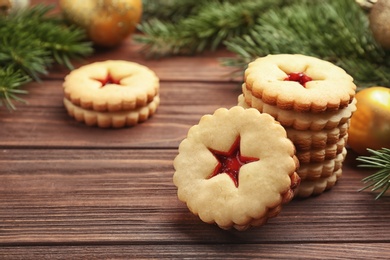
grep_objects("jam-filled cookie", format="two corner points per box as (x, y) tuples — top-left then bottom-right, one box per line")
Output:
(62, 60), (160, 128)
(173, 106), (300, 230)
(240, 90), (357, 131)
(294, 168), (343, 198)
(295, 135), (347, 164)
(63, 60), (159, 112)
(63, 95), (159, 128)
(297, 148), (347, 181)
(285, 121), (349, 150)
(244, 54), (356, 113)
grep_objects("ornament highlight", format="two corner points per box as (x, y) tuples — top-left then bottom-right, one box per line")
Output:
(60, 0), (142, 47)
(348, 86), (390, 155)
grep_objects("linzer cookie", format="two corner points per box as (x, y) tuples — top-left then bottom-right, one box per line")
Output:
(63, 96), (159, 128)
(63, 60), (160, 128)
(173, 106), (300, 230)
(244, 54), (356, 113)
(294, 168), (343, 198)
(239, 54), (357, 197)
(297, 148), (347, 181)
(285, 121), (349, 150)
(241, 88), (357, 131)
(295, 135), (347, 164)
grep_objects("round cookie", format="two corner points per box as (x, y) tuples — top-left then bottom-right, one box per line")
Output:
(173, 106), (300, 231)
(240, 89), (357, 131)
(294, 168), (343, 198)
(64, 95), (159, 128)
(295, 135), (347, 164)
(297, 148), (347, 181)
(63, 60), (159, 112)
(244, 54), (356, 113)
(285, 121), (349, 150)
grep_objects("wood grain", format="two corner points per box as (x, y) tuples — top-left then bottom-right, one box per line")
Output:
(1, 150), (389, 246)
(1, 244), (390, 259)
(0, 81), (241, 148)
(1, 0), (389, 258)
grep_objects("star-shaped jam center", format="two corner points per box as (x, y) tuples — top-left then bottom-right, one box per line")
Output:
(94, 74), (120, 87)
(284, 72), (312, 87)
(208, 137), (260, 188)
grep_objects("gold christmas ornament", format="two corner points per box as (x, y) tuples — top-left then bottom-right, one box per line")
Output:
(60, 0), (142, 47)
(348, 86), (390, 155)
(369, 0), (390, 49)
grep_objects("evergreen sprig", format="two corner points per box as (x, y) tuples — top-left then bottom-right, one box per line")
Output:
(0, 4), (93, 111)
(357, 148), (390, 200)
(141, 0), (206, 23)
(139, 0), (389, 88)
(0, 68), (30, 111)
(222, 0), (390, 88)
(136, 0), (292, 58)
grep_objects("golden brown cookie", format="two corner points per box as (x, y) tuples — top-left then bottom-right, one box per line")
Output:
(173, 106), (300, 231)
(295, 135), (347, 163)
(244, 54), (356, 113)
(294, 168), (343, 198)
(63, 60), (159, 112)
(285, 121), (349, 150)
(297, 148), (347, 181)
(241, 89), (357, 131)
(63, 96), (159, 128)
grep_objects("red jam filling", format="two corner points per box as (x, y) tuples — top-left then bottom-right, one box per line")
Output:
(96, 74), (120, 87)
(208, 137), (259, 187)
(284, 72), (312, 87)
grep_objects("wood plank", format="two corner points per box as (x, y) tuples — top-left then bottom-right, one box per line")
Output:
(1, 149), (389, 245)
(1, 243), (390, 259)
(5, 1), (388, 258)
(0, 81), (241, 148)
(46, 43), (240, 83)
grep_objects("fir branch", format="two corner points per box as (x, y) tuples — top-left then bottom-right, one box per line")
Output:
(141, 0), (241, 23)
(357, 148), (390, 200)
(136, 0), (293, 58)
(0, 67), (30, 111)
(0, 4), (93, 110)
(141, 0), (203, 23)
(222, 0), (390, 88)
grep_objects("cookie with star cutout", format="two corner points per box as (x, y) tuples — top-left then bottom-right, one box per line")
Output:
(63, 60), (160, 128)
(63, 60), (159, 112)
(240, 89), (357, 131)
(244, 54), (356, 113)
(173, 106), (300, 231)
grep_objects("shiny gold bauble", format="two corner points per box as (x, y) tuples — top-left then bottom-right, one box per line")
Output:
(348, 86), (390, 155)
(60, 0), (142, 47)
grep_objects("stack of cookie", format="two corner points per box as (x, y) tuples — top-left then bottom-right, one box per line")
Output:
(238, 54), (357, 198)
(63, 60), (160, 128)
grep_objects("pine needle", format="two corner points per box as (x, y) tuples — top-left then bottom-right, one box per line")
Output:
(136, 0), (292, 58)
(222, 0), (390, 88)
(357, 148), (390, 200)
(0, 68), (30, 111)
(139, 0), (390, 88)
(0, 4), (93, 110)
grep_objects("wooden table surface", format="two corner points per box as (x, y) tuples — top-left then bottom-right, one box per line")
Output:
(1, 1), (390, 259)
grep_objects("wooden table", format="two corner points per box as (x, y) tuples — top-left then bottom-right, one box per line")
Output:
(1, 1), (390, 259)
